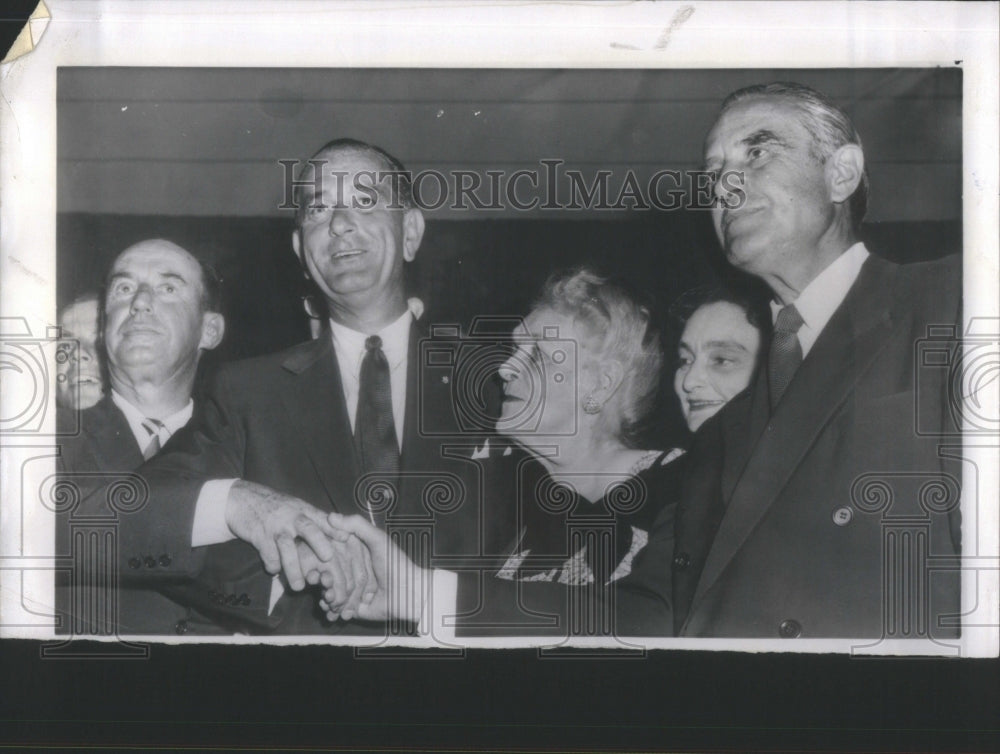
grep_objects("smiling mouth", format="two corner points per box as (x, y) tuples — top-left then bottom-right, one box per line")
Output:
(332, 249), (366, 260)
(71, 375), (101, 386)
(688, 399), (725, 412)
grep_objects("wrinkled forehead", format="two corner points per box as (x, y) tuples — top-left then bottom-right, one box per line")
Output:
(108, 242), (202, 286)
(704, 95), (806, 158)
(299, 147), (398, 195)
(521, 306), (602, 356)
(682, 301), (760, 346)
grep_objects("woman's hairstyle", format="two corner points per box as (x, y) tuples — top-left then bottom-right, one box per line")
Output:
(534, 267), (663, 447)
(668, 281), (770, 334)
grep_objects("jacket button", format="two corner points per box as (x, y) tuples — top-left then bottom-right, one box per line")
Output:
(143, 556), (156, 568)
(779, 619), (802, 638)
(128, 557), (141, 570)
(158, 554), (172, 567)
(174, 620), (189, 635)
(832, 507), (853, 526)
(673, 552), (691, 570)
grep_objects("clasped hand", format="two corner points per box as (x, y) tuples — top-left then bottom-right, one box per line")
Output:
(226, 481), (426, 623)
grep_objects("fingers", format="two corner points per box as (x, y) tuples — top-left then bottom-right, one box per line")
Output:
(277, 533), (306, 591)
(258, 536), (282, 576)
(328, 512), (385, 557)
(294, 515), (335, 563)
(361, 541), (377, 604)
(339, 536), (370, 621)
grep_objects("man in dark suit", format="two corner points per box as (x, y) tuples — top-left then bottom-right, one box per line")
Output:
(328, 83), (962, 642)
(94, 139), (501, 635)
(57, 238), (226, 635)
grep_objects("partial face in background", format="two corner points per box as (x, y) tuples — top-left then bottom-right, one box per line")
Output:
(497, 308), (590, 449)
(674, 301), (761, 432)
(103, 240), (222, 386)
(704, 96), (836, 279)
(56, 298), (102, 410)
(292, 147), (424, 310)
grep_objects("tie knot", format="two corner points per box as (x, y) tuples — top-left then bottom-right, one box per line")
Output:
(774, 304), (804, 334)
(365, 335), (383, 352)
(141, 418), (165, 437)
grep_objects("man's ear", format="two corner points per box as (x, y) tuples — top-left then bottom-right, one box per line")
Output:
(402, 208), (425, 263)
(199, 312), (226, 351)
(826, 143), (865, 204)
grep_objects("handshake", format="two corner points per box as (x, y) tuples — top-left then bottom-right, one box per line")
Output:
(225, 480), (430, 625)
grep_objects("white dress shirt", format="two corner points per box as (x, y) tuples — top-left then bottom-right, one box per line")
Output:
(110, 389), (193, 453)
(329, 308), (412, 446)
(190, 308), (415, 614)
(769, 242), (870, 358)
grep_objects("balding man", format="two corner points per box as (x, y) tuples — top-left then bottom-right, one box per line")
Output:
(57, 239), (225, 635)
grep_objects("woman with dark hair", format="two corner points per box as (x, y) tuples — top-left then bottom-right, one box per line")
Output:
(671, 285), (768, 432)
(493, 267), (684, 586)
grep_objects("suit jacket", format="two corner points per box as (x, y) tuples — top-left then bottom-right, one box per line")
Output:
(99, 321), (502, 634)
(667, 252), (963, 638)
(453, 252), (962, 641)
(56, 396), (205, 635)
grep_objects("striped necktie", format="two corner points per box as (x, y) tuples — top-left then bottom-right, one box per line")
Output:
(768, 304), (805, 411)
(141, 418), (166, 460)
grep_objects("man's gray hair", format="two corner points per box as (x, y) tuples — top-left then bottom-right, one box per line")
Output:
(721, 81), (869, 230)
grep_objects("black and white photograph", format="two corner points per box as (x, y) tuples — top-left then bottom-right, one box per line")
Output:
(1, 2), (998, 751)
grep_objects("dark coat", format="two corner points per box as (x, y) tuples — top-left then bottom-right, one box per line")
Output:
(669, 252), (963, 638)
(93, 323), (501, 634)
(56, 396), (205, 635)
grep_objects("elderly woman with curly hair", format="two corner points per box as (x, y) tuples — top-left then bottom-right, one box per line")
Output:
(493, 267), (685, 586)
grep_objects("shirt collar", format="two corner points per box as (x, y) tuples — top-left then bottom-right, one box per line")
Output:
(110, 389), (194, 444)
(770, 242), (870, 331)
(329, 308), (413, 376)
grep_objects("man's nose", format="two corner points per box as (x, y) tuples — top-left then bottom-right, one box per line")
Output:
(713, 166), (744, 207)
(497, 354), (519, 383)
(129, 286), (154, 313)
(71, 344), (94, 364)
(328, 206), (355, 236)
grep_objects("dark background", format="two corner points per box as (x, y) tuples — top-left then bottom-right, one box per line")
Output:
(55, 66), (964, 445)
(1, 12), (990, 753)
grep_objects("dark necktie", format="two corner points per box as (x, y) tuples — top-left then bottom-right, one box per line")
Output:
(141, 418), (165, 460)
(768, 304), (805, 411)
(355, 335), (400, 476)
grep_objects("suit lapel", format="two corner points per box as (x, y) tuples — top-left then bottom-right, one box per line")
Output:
(85, 397), (144, 471)
(688, 255), (899, 615)
(398, 320), (445, 518)
(719, 373), (768, 503)
(277, 334), (361, 512)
